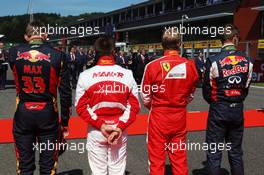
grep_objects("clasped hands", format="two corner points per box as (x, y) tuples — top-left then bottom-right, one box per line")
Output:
(101, 124), (122, 145)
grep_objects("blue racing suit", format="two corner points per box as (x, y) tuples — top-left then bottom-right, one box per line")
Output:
(202, 44), (254, 175)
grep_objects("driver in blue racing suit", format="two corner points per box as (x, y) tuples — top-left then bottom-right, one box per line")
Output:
(9, 21), (72, 175)
(203, 24), (254, 175)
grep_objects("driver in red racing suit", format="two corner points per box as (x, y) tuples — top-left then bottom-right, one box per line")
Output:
(141, 28), (198, 175)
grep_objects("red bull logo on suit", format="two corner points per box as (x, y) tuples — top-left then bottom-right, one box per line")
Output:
(16, 50), (50, 63)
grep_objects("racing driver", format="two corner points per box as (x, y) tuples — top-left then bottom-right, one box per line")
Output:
(9, 21), (72, 174)
(75, 36), (140, 175)
(203, 24), (253, 175)
(141, 27), (199, 175)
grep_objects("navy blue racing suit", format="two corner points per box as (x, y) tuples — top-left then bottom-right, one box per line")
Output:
(202, 44), (253, 175)
(9, 41), (72, 175)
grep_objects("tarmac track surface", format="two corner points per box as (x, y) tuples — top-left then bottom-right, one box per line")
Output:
(0, 69), (263, 175)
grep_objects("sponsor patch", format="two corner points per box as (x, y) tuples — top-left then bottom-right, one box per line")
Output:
(222, 64), (248, 77)
(92, 71), (124, 78)
(16, 50), (50, 62)
(100, 59), (114, 64)
(165, 63), (186, 79)
(162, 62), (171, 72)
(224, 89), (241, 97)
(228, 76), (241, 84)
(220, 55), (247, 67)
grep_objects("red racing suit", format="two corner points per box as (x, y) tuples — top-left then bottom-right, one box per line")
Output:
(141, 50), (198, 175)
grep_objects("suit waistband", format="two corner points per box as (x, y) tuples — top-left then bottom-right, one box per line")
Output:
(211, 101), (243, 108)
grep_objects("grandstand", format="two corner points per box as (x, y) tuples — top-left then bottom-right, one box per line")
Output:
(51, 0), (263, 60)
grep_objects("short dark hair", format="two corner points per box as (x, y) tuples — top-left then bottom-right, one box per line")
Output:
(222, 24), (240, 42)
(162, 27), (181, 50)
(25, 21), (45, 37)
(69, 45), (76, 52)
(94, 36), (114, 56)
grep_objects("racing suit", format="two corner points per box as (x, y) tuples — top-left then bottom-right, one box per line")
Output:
(75, 56), (140, 175)
(141, 50), (199, 175)
(202, 44), (253, 175)
(9, 41), (72, 175)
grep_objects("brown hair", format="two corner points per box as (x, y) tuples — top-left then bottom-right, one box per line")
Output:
(25, 21), (45, 37)
(222, 24), (240, 42)
(94, 36), (115, 56)
(162, 27), (181, 50)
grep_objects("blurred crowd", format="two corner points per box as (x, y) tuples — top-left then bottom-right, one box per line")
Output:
(65, 46), (163, 88)
(65, 45), (208, 90)
(0, 42), (206, 90)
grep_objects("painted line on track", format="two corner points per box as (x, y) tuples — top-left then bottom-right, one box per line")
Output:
(251, 86), (264, 89)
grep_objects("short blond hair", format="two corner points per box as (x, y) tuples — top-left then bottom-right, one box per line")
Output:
(162, 27), (181, 50)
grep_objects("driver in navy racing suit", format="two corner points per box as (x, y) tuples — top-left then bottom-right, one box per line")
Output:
(203, 24), (253, 175)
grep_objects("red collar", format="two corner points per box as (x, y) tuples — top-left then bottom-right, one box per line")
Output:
(164, 50), (180, 56)
(97, 56), (116, 66)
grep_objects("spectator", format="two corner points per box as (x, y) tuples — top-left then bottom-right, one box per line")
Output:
(116, 51), (128, 68)
(76, 47), (86, 76)
(128, 51), (139, 79)
(195, 52), (206, 87)
(67, 46), (78, 89)
(86, 48), (96, 69)
(0, 42), (8, 90)
(126, 51), (135, 71)
(148, 50), (162, 62)
(135, 49), (149, 84)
